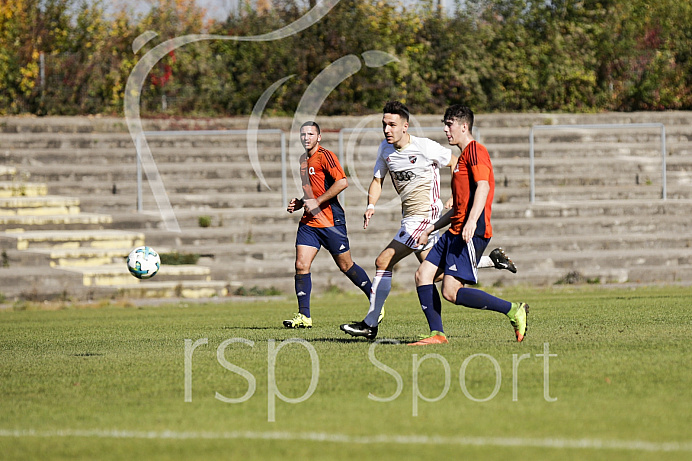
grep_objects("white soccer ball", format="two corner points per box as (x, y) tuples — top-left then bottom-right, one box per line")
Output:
(126, 246), (161, 279)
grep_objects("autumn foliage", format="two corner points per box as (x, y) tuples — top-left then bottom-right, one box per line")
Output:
(1, 0), (691, 116)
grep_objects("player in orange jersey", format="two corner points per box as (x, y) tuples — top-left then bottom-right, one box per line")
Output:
(283, 121), (372, 328)
(409, 105), (528, 345)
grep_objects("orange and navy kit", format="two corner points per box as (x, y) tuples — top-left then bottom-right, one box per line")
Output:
(449, 140), (494, 238)
(299, 146), (347, 228)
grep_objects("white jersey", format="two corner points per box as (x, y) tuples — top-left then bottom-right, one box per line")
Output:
(373, 135), (452, 220)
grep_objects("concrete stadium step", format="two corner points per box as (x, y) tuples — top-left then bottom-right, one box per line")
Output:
(133, 198), (676, 228)
(0, 131), (285, 150)
(1, 147), (284, 166)
(131, 199), (692, 248)
(0, 196), (81, 216)
(193, 230), (692, 269)
(491, 155), (679, 174)
(70, 182), (677, 215)
(0, 166), (17, 179)
(0, 212), (113, 232)
(208, 245), (692, 291)
(30, 177), (275, 197)
(0, 181), (47, 197)
(143, 219), (690, 251)
(530, 185), (673, 201)
(3, 125), (687, 160)
(20, 162), (285, 182)
(56, 263), (211, 287)
(1, 112), (690, 133)
(0, 229), (144, 251)
(0, 265), (230, 300)
(178, 235), (692, 286)
(23, 246), (177, 267)
(493, 198), (692, 219)
(38, 170), (685, 199)
(113, 280), (232, 299)
(26, 247), (132, 267)
(76, 191), (286, 213)
(496, 232), (688, 253)
(492, 214), (692, 237)
(0, 266), (85, 299)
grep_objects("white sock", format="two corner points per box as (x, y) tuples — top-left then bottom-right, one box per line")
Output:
(478, 255), (493, 269)
(364, 270), (392, 327)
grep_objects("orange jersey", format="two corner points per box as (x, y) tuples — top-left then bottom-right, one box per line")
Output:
(449, 141), (494, 238)
(299, 146), (347, 228)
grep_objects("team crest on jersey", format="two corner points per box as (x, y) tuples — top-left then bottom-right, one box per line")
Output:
(386, 156), (391, 162)
(409, 155), (417, 164)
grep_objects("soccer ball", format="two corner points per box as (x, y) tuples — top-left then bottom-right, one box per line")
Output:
(126, 246), (161, 279)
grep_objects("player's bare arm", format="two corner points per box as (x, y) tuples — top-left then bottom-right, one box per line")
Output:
(417, 208), (454, 246)
(303, 178), (348, 216)
(363, 176), (384, 229)
(461, 180), (490, 242)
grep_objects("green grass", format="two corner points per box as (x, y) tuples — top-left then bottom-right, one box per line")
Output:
(1, 285), (691, 460)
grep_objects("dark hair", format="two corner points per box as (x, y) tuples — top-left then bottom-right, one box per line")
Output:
(443, 105), (474, 132)
(300, 121), (321, 134)
(382, 101), (410, 123)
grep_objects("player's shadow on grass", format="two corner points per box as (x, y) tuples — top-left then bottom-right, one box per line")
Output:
(311, 336), (413, 344)
(310, 337), (363, 344)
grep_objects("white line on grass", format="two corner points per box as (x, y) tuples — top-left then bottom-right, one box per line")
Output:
(1, 429), (691, 453)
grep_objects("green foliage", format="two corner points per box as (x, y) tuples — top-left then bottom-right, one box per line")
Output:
(1, 0), (691, 115)
(159, 252), (200, 265)
(197, 215), (212, 228)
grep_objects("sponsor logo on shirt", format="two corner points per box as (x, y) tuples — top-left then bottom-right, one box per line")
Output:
(392, 170), (416, 181)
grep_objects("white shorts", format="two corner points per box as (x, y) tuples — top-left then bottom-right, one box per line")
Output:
(393, 216), (440, 252)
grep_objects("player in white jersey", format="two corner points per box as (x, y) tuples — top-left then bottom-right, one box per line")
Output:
(340, 102), (516, 340)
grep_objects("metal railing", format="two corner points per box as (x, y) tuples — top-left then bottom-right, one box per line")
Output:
(529, 123), (667, 203)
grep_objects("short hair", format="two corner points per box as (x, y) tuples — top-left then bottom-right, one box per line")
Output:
(300, 121), (320, 134)
(382, 101), (410, 123)
(443, 105), (474, 132)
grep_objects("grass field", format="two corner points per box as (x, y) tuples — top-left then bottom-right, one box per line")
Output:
(1, 285), (691, 460)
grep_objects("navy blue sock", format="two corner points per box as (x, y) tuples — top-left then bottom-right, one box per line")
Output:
(455, 287), (511, 314)
(295, 273), (312, 317)
(432, 284), (442, 318)
(417, 284), (444, 333)
(344, 263), (372, 299)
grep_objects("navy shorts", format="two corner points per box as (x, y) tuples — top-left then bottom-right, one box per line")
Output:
(425, 230), (490, 285)
(296, 223), (351, 255)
